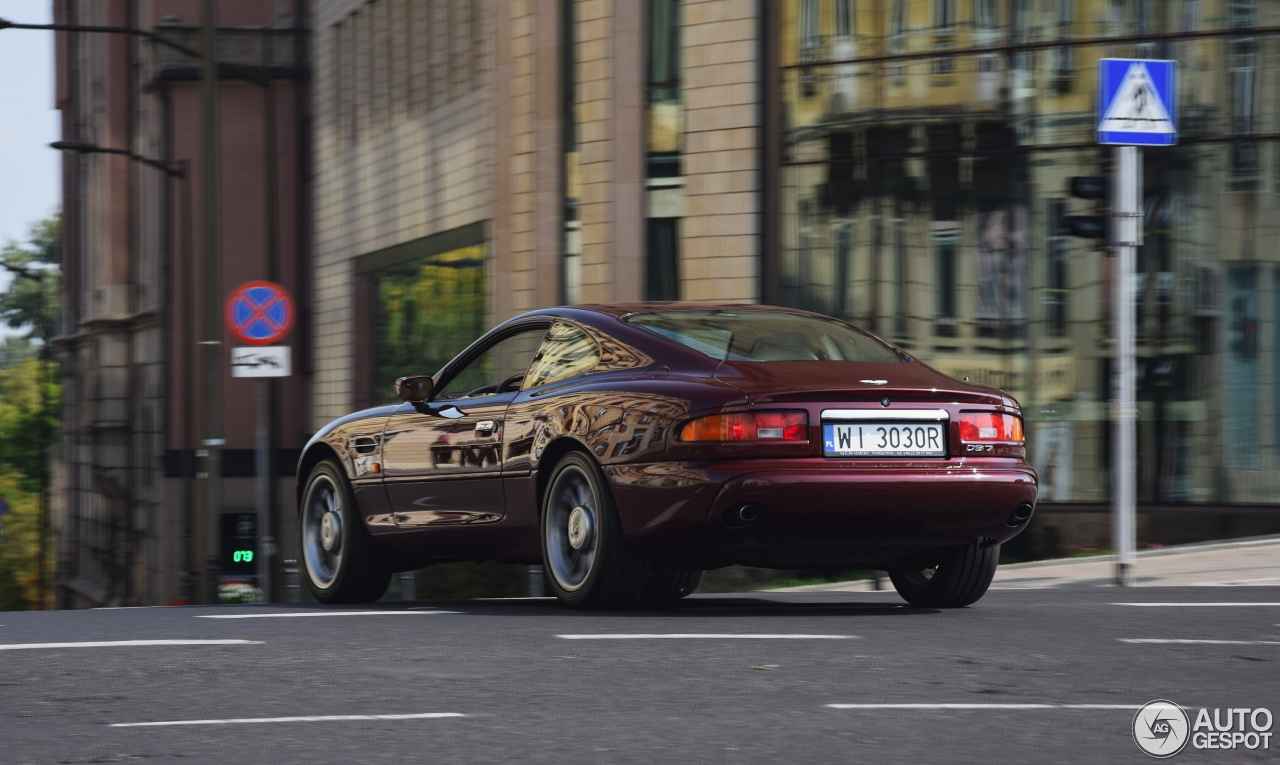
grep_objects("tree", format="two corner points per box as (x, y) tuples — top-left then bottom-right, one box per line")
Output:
(0, 358), (58, 495)
(0, 213), (60, 343)
(0, 213), (60, 610)
(0, 469), (42, 610)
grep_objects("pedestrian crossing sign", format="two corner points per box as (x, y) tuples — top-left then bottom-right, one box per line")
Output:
(1097, 59), (1177, 146)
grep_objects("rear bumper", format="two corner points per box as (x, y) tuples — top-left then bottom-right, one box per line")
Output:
(607, 458), (1037, 567)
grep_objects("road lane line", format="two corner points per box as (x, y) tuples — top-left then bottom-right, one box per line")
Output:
(196, 610), (459, 619)
(826, 704), (1143, 710)
(0, 639), (261, 651)
(1120, 639), (1280, 645)
(1113, 602), (1280, 607)
(110, 712), (465, 728)
(557, 634), (857, 640)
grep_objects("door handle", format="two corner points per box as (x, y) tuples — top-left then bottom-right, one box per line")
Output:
(475, 420), (497, 436)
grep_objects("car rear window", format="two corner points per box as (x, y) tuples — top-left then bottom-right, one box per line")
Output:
(624, 310), (905, 363)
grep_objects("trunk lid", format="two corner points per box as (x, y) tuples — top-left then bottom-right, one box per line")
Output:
(712, 360), (1011, 407)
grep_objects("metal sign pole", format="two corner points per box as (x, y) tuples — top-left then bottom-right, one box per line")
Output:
(255, 378), (272, 602)
(1113, 145), (1141, 586)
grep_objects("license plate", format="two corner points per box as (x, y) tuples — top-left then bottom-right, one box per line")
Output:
(822, 422), (946, 457)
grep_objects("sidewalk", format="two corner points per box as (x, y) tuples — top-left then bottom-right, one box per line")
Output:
(773, 535), (1280, 592)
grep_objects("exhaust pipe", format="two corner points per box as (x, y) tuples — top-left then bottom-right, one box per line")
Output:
(1006, 503), (1034, 527)
(725, 503), (767, 528)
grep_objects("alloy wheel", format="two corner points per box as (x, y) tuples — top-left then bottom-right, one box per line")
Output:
(545, 465), (599, 592)
(302, 474), (344, 589)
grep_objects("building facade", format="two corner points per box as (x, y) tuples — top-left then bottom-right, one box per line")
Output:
(53, 0), (311, 607)
(313, 0), (1279, 522)
(776, 0), (1280, 508)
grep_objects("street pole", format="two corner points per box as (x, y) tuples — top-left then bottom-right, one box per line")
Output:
(200, 0), (224, 605)
(255, 379), (271, 602)
(1112, 145), (1141, 587)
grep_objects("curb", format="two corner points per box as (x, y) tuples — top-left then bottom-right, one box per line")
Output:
(768, 534), (1280, 592)
(997, 533), (1280, 571)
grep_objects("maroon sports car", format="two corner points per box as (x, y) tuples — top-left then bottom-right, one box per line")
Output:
(296, 304), (1037, 608)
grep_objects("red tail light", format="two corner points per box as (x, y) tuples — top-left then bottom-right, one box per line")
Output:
(959, 413), (1024, 443)
(678, 411), (808, 442)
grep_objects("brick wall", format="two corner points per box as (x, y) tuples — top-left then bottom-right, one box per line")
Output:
(680, 0), (760, 302)
(311, 0), (495, 427)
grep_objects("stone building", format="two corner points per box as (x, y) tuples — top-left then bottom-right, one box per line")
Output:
(52, 0), (310, 607)
(312, 0), (1280, 539)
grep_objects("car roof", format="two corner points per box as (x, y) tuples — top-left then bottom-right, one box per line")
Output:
(569, 303), (809, 319)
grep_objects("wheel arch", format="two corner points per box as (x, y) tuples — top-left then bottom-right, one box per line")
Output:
(295, 441), (343, 507)
(534, 436), (595, 515)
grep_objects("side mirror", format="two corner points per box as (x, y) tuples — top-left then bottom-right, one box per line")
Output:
(394, 375), (434, 403)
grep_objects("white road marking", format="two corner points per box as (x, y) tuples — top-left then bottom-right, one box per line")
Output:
(827, 704), (1143, 710)
(0, 639), (261, 651)
(1120, 639), (1280, 645)
(1113, 602), (1280, 607)
(110, 712), (465, 728)
(196, 610), (459, 619)
(557, 634), (857, 640)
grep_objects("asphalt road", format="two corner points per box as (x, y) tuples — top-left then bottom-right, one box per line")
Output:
(2, 587), (1278, 764)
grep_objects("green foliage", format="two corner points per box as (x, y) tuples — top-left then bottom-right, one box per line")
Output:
(0, 213), (61, 610)
(0, 470), (42, 610)
(0, 213), (61, 342)
(373, 244), (486, 402)
(0, 358), (58, 495)
(0, 335), (36, 369)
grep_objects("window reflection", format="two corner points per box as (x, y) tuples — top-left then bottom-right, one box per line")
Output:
(777, 0), (1280, 504)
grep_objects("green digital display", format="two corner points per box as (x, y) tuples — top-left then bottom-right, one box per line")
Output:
(233, 550), (255, 563)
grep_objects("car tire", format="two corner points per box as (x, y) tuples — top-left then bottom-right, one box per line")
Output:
(643, 567), (703, 600)
(299, 459), (391, 604)
(888, 541), (999, 608)
(541, 451), (648, 609)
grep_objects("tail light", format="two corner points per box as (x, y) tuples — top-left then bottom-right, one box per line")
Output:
(959, 413), (1024, 444)
(678, 411), (808, 442)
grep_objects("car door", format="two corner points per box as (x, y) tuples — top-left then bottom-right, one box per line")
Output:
(380, 322), (550, 528)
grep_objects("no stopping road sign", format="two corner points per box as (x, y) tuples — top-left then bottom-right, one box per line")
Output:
(225, 281), (295, 346)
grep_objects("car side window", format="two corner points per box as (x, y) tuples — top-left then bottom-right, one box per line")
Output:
(435, 326), (549, 400)
(522, 321), (601, 390)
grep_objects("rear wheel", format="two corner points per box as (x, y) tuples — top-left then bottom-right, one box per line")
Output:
(541, 451), (648, 609)
(888, 541), (999, 608)
(300, 459), (391, 604)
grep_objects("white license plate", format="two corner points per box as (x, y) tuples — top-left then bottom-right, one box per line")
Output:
(822, 422), (946, 457)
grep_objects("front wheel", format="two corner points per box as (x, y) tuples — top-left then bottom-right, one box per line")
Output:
(541, 451), (648, 609)
(888, 541), (999, 608)
(299, 459), (391, 604)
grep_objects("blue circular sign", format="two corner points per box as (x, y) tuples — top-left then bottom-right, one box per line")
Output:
(225, 280), (294, 345)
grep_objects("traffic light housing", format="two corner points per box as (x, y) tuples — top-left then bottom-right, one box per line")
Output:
(220, 512), (258, 578)
(1066, 176), (1108, 240)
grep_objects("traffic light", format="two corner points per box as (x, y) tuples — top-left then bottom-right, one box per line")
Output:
(1066, 176), (1108, 240)
(220, 512), (258, 578)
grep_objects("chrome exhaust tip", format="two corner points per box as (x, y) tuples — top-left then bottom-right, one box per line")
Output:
(725, 503), (766, 528)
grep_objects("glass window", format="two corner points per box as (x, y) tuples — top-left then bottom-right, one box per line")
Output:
(1047, 200), (1069, 336)
(626, 310), (905, 363)
(648, 0), (681, 100)
(975, 0), (997, 30)
(436, 326), (549, 400)
(800, 0), (820, 60)
(646, 218), (680, 300)
(935, 234), (957, 321)
(523, 321), (601, 389)
(776, 0), (1280, 505)
(370, 243), (486, 403)
(836, 0), (854, 37)
(934, 0), (954, 29)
